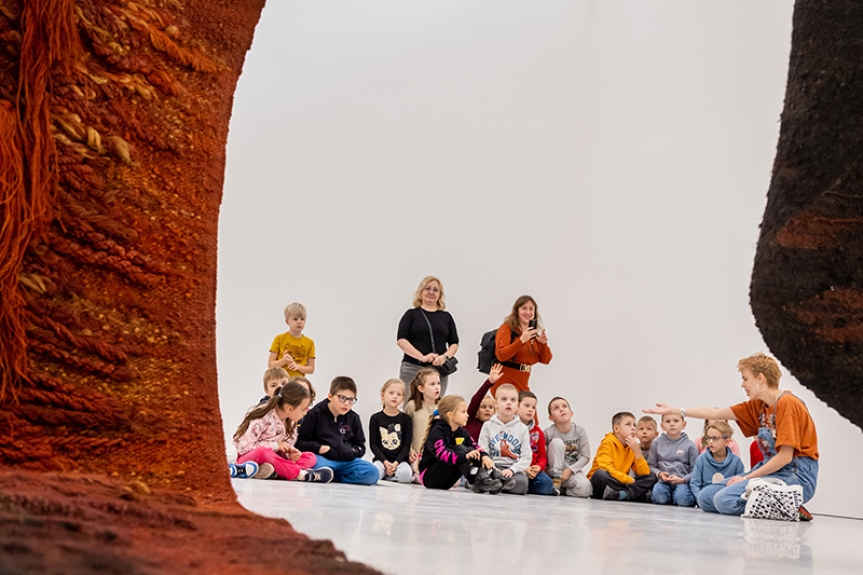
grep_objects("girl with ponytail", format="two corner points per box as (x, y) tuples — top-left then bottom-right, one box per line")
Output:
(418, 395), (511, 494)
(233, 382), (333, 483)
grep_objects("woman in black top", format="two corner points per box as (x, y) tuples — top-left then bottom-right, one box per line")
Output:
(396, 276), (459, 397)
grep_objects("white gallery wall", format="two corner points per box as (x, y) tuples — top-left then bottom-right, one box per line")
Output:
(217, 0), (863, 518)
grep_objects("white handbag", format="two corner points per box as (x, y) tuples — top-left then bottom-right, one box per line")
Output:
(741, 477), (803, 521)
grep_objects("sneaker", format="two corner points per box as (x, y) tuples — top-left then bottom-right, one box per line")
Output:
(301, 467), (334, 483)
(603, 485), (622, 500)
(472, 470), (503, 494)
(799, 505), (813, 522)
(551, 476), (562, 491)
(488, 479), (503, 495)
(230, 461), (259, 479)
(253, 462), (277, 479)
(500, 476), (518, 492)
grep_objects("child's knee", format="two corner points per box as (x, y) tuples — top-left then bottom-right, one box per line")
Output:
(395, 462), (413, 483)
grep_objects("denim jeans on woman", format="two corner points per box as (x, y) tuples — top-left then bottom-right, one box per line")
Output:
(697, 456), (818, 515)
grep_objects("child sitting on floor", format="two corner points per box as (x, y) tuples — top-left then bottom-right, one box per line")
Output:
(479, 384), (531, 495)
(230, 367), (291, 478)
(517, 391), (555, 495)
(465, 363), (501, 441)
(545, 396), (592, 498)
(419, 395), (504, 493)
(233, 382), (333, 482)
(368, 379), (413, 483)
(587, 411), (657, 502)
(295, 376), (379, 485)
(637, 416), (659, 454)
(690, 421), (744, 506)
(405, 368), (442, 472)
(647, 412), (698, 507)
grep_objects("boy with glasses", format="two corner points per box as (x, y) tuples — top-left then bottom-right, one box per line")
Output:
(296, 376), (379, 484)
(690, 421), (744, 505)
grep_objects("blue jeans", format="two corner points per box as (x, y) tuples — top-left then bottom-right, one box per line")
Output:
(698, 456), (818, 515)
(313, 455), (379, 485)
(528, 471), (555, 495)
(652, 481), (696, 507)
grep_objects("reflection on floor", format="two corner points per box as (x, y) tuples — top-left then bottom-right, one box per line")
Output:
(234, 479), (858, 575)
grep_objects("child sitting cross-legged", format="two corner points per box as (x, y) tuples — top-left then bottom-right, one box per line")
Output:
(295, 376), (379, 485)
(517, 391), (556, 495)
(419, 395), (505, 493)
(690, 421), (744, 509)
(233, 382), (333, 483)
(479, 384), (531, 495)
(545, 396), (593, 498)
(587, 411), (657, 502)
(368, 379), (413, 483)
(648, 412), (699, 507)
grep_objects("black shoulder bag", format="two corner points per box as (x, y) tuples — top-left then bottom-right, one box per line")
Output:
(419, 310), (458, 375)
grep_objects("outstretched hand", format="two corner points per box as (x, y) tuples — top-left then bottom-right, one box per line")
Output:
(643, 403), (676, 415)
(489, 363), (504, 384)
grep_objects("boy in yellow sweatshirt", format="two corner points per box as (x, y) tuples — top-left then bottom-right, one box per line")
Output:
(587, 411), (657, 501)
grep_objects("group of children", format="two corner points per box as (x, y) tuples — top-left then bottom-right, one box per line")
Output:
(229, 302), (752, 511)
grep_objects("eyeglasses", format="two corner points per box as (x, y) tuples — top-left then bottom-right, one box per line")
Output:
(705, 435), (728, 442)
(335, 394), (358, 405)
(424, 286), (440, 293)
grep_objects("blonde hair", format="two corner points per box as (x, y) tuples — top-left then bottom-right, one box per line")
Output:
(495, 383), (518, 400)
(503, 295), (542, 332)
(283, 302), (307, 319)
(380, 378), (405, 404)
(263, 367), (289, 393)
(737, 353), (781, 388)
(234, 382), (309, 442)
(290, 375), (316, 402)
(409, 368), (440, 411)
(421, 395), (465, 452)
(706, 421), (734, 440)
(412, 276), (446, 310)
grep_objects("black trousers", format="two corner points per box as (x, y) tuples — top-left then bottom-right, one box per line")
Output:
(589, 469), (657, 501)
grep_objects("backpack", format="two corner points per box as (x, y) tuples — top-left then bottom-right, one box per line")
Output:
(477, 328), (516, 374)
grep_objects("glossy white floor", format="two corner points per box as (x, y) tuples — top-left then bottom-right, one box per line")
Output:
(234, 479), (860, 575)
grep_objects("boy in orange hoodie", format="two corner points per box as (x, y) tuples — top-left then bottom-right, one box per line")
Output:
(587, 411), (657, 502)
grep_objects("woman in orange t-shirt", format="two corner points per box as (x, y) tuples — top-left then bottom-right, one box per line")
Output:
(490, 295), (552, 396)
(646, 353), (818, 518)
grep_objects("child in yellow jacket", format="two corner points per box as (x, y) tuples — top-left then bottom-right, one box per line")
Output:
(587, 411), (657, 501)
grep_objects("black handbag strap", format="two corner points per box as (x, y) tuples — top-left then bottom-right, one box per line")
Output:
(419, 309), (436, 353)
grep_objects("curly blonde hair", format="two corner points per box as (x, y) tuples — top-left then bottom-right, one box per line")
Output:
(737, 353), (781, 388)
(412, 276), (446, 310)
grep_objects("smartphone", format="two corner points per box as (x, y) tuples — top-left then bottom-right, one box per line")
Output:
(528, 319), (538, 330)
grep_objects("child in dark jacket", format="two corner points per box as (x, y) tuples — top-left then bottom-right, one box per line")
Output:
(295, 376), (379, 485)
(419, 395), (506, 493)
(465, 364), (501, 441)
